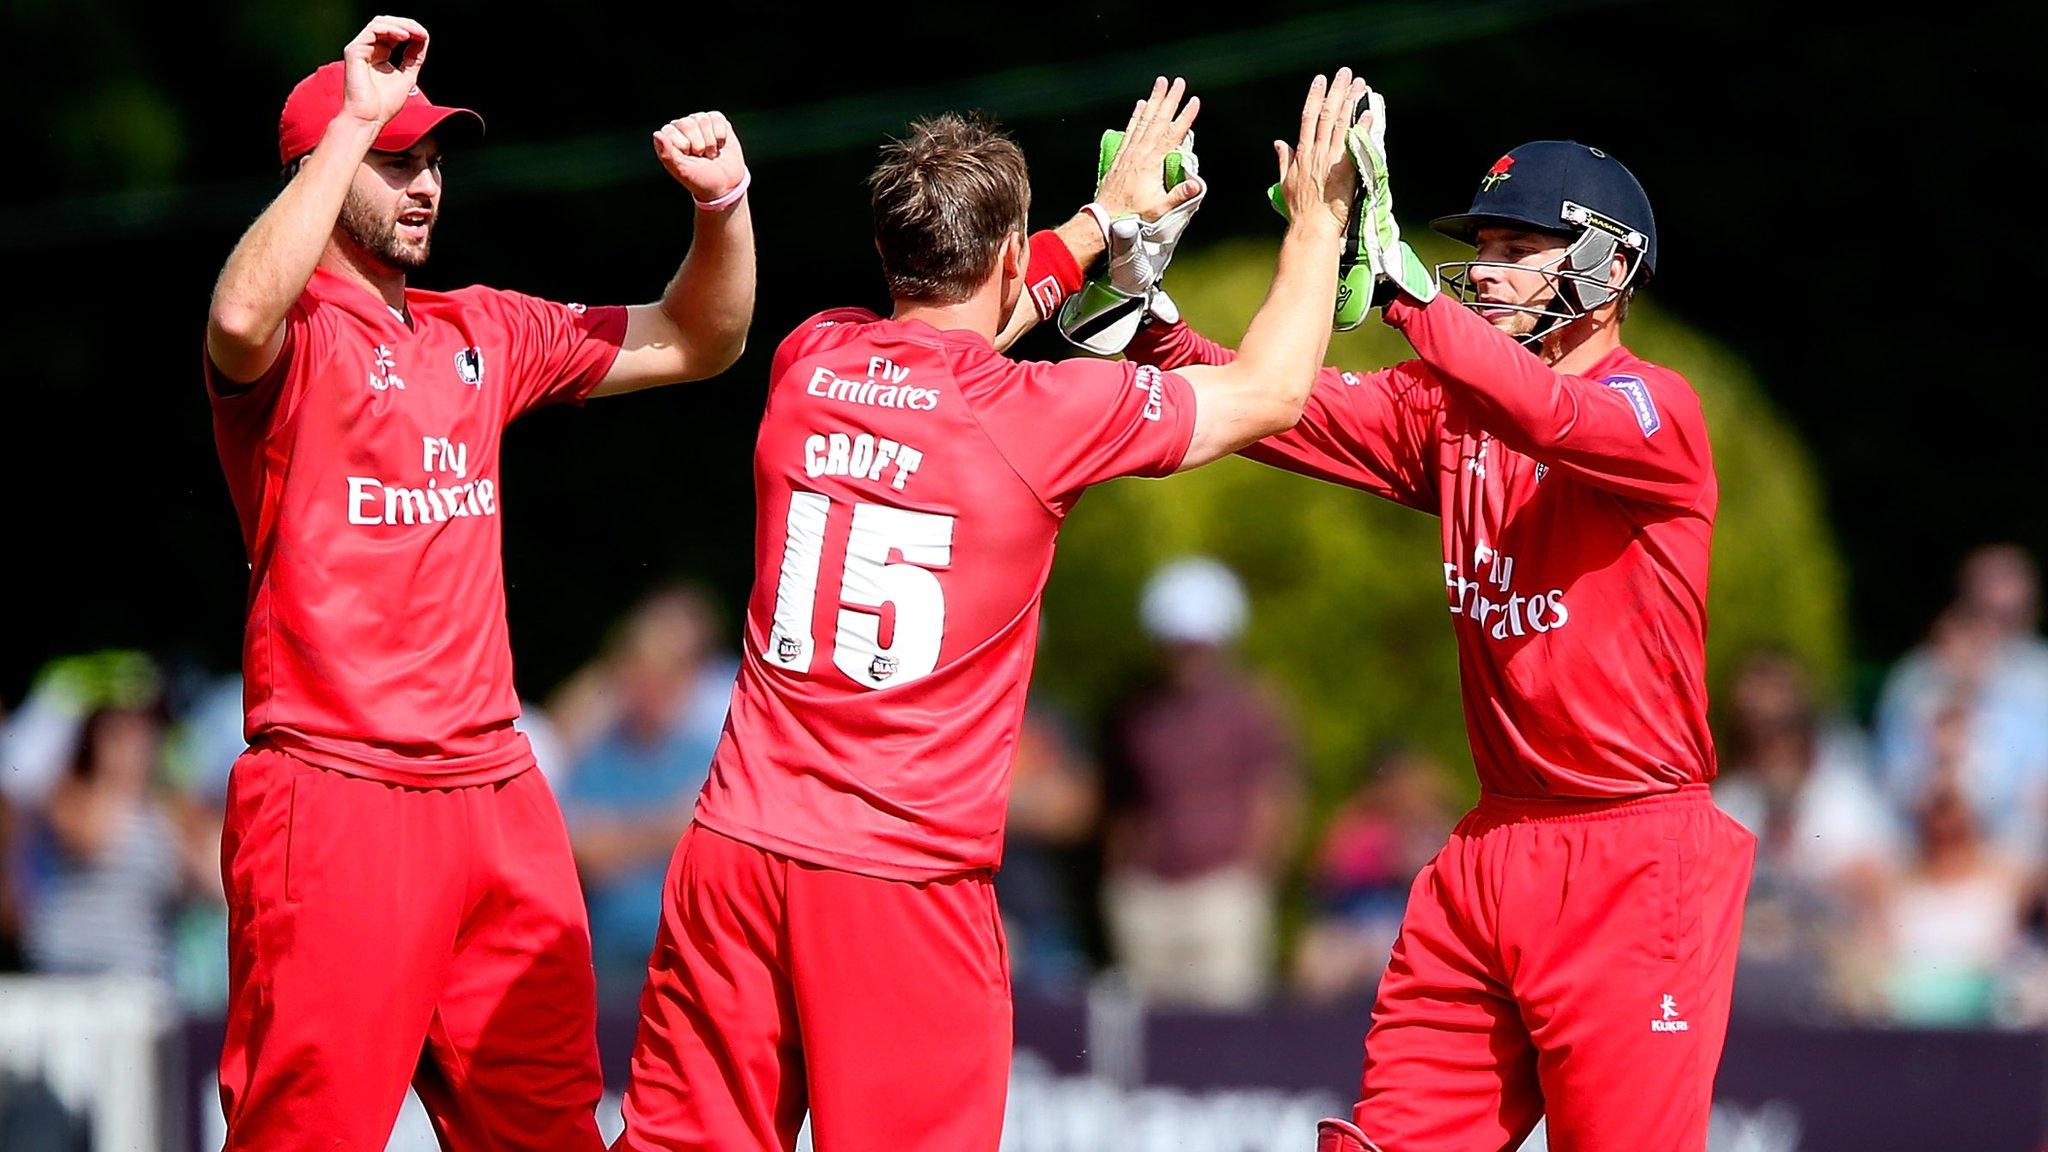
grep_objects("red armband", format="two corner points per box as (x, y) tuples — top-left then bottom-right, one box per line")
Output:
(1023, 229), (1084, 321)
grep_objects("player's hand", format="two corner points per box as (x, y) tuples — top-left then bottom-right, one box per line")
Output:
(1275, 69), (1364, 234)
(340, 16), (430, 129)
(1096, 76), (1202, 223)
(653, 112), (749, 205)
(1347, 86), (1436, 307)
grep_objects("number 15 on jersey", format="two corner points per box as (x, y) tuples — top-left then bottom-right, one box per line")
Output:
(764, 490), (955, 690)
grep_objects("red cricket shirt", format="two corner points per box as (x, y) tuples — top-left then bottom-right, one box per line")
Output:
(1129, 291), (1717, 798)
(692, 308), (1196, 878)
(207, 266), (627, 786)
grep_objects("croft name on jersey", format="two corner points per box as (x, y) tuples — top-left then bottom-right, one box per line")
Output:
(1445, 545), (1571, 641)
(344, 434), (500, 527)
(803, 430), (927, 492)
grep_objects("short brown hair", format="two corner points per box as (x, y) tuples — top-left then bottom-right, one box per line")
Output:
(869, 113), (1030, 304)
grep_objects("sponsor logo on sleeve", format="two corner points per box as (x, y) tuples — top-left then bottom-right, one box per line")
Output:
(1601, 373), (1660, 437)
(1134, 364), (1165, 422)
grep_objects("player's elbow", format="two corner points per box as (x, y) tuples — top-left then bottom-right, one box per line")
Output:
(208, 300), (271, 351)
(676, 312), (749, 382)
(1252, 393), (1307, 440)
(708, 327), (748, 375)
(1244, 362), (1314, 439)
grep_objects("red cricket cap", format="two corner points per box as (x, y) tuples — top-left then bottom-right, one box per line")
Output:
(277, 61), (484, 165)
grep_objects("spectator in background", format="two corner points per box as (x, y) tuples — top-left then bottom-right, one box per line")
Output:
(23, 697), (203, 982)
(1875, 544), (2048, 867)
(1293, 744), (1458, 1003)
(550, 586), (736, 998)
(1876, 710), (2030, 1025)
(1713, 651), (1897, 1018)
(997, 701), (1100, 993)
(161, 672), (242, 1012)
(1102, 557), (1299, 1009)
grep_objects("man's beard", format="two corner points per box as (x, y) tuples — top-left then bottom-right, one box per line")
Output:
(339, 190), (430, 271)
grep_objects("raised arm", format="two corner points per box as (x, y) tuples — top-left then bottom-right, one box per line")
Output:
(206, 17), (428, 385)
(1173, 71), (1362, 471)
(1128, 314), (1441, 509)
(591, 113), (757, 398)
(995, 77), (1202, 350)
(1385, 292), (1712, 507)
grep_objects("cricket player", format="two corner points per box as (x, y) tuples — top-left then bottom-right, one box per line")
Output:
(616, 72), (1366, 1151)
(202, 17), (753, 1150)
(1123, 118), (1758, 1150)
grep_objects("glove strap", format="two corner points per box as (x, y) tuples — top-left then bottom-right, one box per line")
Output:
(1080, 202), (1115, 247)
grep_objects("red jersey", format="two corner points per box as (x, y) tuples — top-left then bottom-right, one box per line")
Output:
(693, 309), (1196, 879)
(1129, 292), (1716, 799)
(207, 267), (627, 786)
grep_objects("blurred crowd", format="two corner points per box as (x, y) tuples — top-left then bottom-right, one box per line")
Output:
(6, 546), (2048, 1027)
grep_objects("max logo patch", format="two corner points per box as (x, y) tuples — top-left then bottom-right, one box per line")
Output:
(1602, 374), (1660, 437)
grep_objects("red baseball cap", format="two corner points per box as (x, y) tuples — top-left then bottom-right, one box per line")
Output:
(277, 61), (484, 165)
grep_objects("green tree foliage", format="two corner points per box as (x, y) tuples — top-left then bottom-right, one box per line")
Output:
(1036, 235), (1847, 824)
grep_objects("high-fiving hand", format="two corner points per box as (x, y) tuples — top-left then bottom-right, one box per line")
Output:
(1095, 77), (1202, 222)
(1275, 68), (1365, 234)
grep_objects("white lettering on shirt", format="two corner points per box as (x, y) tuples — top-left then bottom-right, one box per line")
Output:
(1444, 547), (1569, 640)
(345, 436), (497, 526)
(805, 365), (941, 411)
(803, 430), (926, 491)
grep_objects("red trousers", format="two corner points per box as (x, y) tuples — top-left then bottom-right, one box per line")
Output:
(618, 825), (1013, 1152)
(217, 747), (605, 1151)
(1355, 784), (1755, 1152)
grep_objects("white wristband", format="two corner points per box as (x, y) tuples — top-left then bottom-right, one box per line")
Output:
(695, 168), (752, 211)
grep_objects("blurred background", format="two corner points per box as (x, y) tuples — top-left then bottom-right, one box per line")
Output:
(2, 1), (2044, 1149)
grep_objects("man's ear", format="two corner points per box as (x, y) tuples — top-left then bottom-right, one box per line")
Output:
(1005, 230), (1028, 280)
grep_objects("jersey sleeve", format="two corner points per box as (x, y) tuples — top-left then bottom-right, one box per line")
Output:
(1243, 363), (1443, 513)
(204, 297), (323, 447)
(491, 289), (630, 420)
(1384, 292), (1712, 509)
(974, 356), (1197, 513)
(1127, 318), (1442, 513)
(204, 296), (315, 409)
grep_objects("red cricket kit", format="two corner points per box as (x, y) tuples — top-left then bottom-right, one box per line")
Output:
(1131, 292), (1755, 1152)
(619, 308), (1194, 1152)
(208, 266), (626, 1151)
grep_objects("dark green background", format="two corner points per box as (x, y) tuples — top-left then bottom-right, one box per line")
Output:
(2, 0), (2030, 707)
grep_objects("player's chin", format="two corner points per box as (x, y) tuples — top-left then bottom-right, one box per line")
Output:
(1481, 310), (1530, 337)
(387, 237), (432, 271)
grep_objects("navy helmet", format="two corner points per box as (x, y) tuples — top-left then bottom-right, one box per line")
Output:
(1431, 141), (1656, 344)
